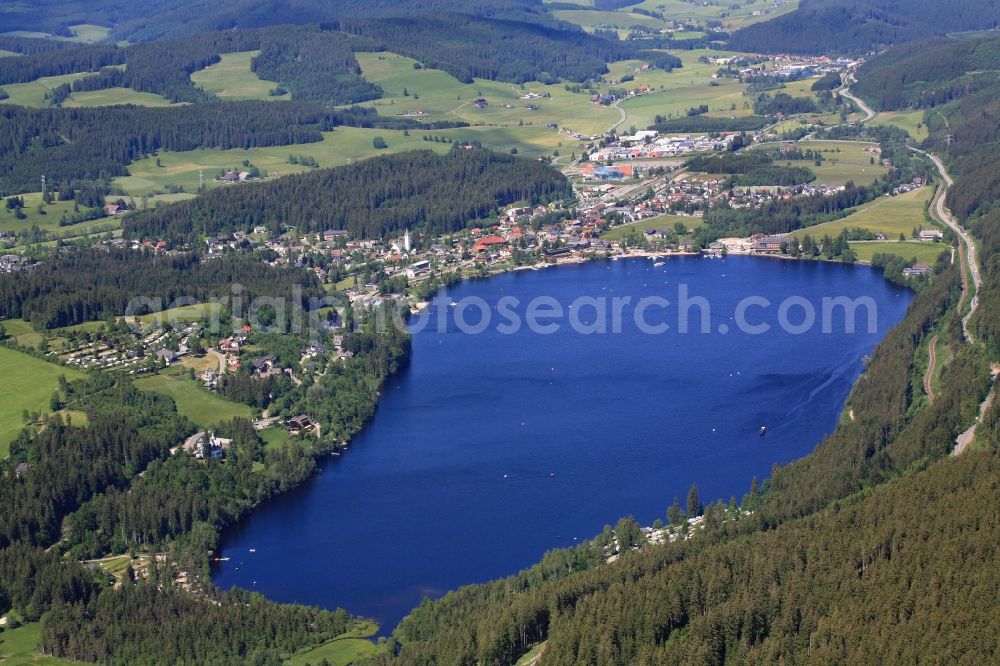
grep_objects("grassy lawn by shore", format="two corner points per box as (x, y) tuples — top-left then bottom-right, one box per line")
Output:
(849, 240), (947, 264)
(134, 371), (254, 427)
(601, 214), (703, 241)
(0, 346), (83, 457)
(190, 51), (288, 100)
(791, 187), (933, 239)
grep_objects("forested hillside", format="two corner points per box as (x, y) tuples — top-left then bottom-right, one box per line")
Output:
(0, 20), (665, 106)
(0, 102), (439, 195)
(0, 0), (552, 42)
(0, 249), (323, 328)
(852, 35), (1000, 111)
(729, 0), (1000, 54)
(124, 148), (571, 241)
(334, 14), (670, 84)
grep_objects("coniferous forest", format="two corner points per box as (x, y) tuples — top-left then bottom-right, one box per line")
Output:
(124, 148), (572, 242)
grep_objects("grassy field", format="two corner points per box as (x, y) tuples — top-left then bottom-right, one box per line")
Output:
(190, 50), (288, 100)
(67, 24), (111, 43)
(137, 302), (220, 325)
(849, 240), (947, 264)
(0, 72), (94, 107)
(550, 0), (798, 30)
(0, 622), (80, 665)
(114, 127), (452, 195)
(284, 623), (381, 666)
(3, 319), (109, 354)
(0, 346), (83, 458)
(762, 140), (889, 186)
(792, 187), (933, 239)
(871, 109), (929, 141)
(1, 319), (42, 350)
(550, 8), (667, 30)
(601, 213), (703, 241)
(0, 191), (120, 249)
(64, 87), (179, 107)
(356, 51), (617, 138)
(134, 371), (255, 427)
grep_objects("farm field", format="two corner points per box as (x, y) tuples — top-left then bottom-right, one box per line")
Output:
(137, 302), (220, 326)
(190, 50), (288, 100)
(550, 8), (667, 31)
(0, 192), (120, 249)
(64, 87), (179, 107)
(549, 0), (798, 30)
(849, 240), (947, 264)
(67, 24), (111, 43)
(601, 213), (703, 241)
(791, 187), (933, 239)
(0, 345), (84, 457)
(871, 109), (929, 141)
(356, 51), (617, 137)
(135, 371), (255, 427)
(758, 140), (888, 186)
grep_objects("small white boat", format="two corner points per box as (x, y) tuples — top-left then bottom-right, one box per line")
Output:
(653, 261), (665, 267)
(249, 548), (256, 553)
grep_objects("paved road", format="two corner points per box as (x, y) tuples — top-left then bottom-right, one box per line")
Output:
(924, 335), (938, 402)
(839, 86), (876, 124)
(910, 147), (982, 342)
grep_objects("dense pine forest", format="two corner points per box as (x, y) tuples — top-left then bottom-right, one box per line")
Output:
(0, 0), (552, 42)
(0, 249), (324, 328)
(729, 0), (1000, 55)
(124, 148), (572, 242)
(0, 317), (410, 662)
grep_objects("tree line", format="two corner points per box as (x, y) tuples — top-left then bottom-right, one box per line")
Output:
(125, 147), (571, 242)
(0, 101), (436, 195)
(0, 248), (324, 329)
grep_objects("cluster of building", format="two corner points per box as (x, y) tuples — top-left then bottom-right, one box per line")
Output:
(588, 131), (740, 163)
(61, 322), (198, 372)
(0, 253), (29, 273)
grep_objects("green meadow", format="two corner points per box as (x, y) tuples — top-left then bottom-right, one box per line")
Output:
(0, 72), (95, 107)
(791, 187), (933, 239)
(849, 240), (947, 264)
(64, 87), (179, 107)
(135, 371), (255, 427)
(0, 345), (84, 457)
(356, 51), (617, 137)
(549, 0), (799, 31)
(0, 622), (80, 665)
(190, 50), (288, 100)
(755, 140), (889, 186)
(284, 623), (381, 666)
(871, 109), (929, 141)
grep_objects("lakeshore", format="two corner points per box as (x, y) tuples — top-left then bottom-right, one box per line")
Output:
(213, 256), (913, 631)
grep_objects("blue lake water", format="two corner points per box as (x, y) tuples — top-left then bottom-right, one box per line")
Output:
(213, 256), (912, 632)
